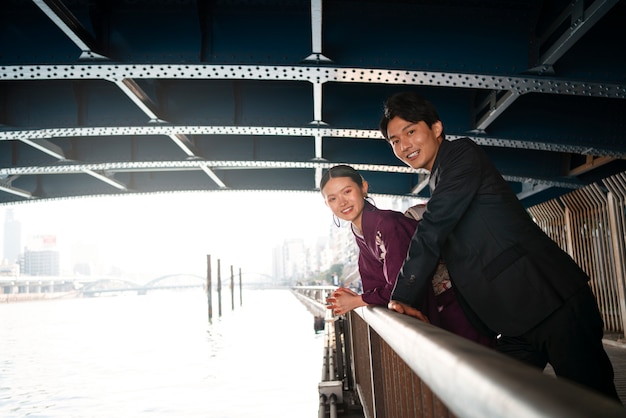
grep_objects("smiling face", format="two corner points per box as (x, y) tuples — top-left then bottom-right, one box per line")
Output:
(386, 117), (443, 171)
(322, 175), (368, 231)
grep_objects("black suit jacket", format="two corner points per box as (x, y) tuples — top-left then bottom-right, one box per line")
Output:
(392, 138), (589, 336)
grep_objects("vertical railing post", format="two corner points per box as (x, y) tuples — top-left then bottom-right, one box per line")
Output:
(588, 185), (617, 331)
(604, 174), (626, 337)
(607, 192), (626, 336)
(348, 312), (374, 417)
(343, 315), (356, 392)
(561, 185), (623, 334)
(368, 327), (385, 417)
(334, 317), (345, 385)
(563, 204), (576, 258)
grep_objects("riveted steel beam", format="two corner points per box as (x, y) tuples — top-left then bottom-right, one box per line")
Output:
(32, 0), (108, 60)
(2, 126), (624, 158)
(1, 64), (623, 99)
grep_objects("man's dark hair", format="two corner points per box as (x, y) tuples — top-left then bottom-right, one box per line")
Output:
(379, 92), (443, 141)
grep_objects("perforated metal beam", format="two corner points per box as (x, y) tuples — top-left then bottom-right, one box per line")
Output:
(2, 126), (623, 158)
(2, 64), (623, 99)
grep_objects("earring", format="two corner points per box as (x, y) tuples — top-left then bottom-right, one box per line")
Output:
(366, 196), (376, 206)
(333, 214), (340, 227)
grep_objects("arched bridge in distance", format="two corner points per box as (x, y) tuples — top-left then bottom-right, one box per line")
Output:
(79, 274), (206, 297)
(77, 271), (278, 297)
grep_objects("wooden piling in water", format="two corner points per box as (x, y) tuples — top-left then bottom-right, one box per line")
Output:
(230, 265), (235, 310)
(239, 267), (243, 306)
(207, 254), (213, 321)
(217, 258), (222, 317)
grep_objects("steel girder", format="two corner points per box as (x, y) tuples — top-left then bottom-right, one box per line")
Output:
(0, 0), (625, 206)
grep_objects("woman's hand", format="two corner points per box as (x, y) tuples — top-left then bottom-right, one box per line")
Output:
(332, 287), (357, 297)
(326, 287), (365, 315)
(388, 300), (430, 323)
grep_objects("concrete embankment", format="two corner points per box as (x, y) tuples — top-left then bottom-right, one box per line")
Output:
(2, 291), (79, 303)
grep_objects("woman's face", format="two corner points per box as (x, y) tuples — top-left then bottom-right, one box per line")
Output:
(322, 176), (367, 227)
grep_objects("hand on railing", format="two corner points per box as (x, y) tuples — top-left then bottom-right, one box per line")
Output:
(326, 287), (367, 316)
(388, 300), (430, 323)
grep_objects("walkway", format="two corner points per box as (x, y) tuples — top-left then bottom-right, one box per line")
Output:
(604, 338), (626, 405)
(544, 337), (626, 404)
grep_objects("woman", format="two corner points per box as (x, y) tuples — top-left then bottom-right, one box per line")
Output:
(320, 164), (494, 347)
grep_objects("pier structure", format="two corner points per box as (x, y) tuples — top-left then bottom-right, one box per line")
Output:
(0, 274), (206, 301)
(0, 275), (83, 302)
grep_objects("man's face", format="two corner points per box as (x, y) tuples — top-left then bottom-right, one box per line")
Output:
(386, 117), (443, 171)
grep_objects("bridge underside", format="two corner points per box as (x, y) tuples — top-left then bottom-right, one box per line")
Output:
(1, 0), (625, 207)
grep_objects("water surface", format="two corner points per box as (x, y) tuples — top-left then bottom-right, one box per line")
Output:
(0, 289), (324, 417)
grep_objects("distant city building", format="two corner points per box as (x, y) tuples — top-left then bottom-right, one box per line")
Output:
(272, 245), (285, 284)
(312, 234), (332, 274)
(328, 221), (358, 266)
(281, 238), (307, 283)
(0, 259), (20, 276)
(21, 235), (60, 276)
(272, 232), (333, 285)
(3, 209), (22, 265)
(22, 250), (60, 276)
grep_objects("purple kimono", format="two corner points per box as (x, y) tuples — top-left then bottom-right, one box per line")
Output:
(353, 201), (419, 307)
(353, 201), (495, 347)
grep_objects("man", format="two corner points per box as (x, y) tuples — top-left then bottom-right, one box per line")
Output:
(379, 91), (620, 402)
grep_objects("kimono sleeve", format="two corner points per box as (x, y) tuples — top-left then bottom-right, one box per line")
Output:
(361, 213), (417, 305)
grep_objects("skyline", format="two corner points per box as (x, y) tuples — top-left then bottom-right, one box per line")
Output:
(0, 191), (337, 281)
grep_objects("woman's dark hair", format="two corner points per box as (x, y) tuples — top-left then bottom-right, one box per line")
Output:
(320, 164), (364, 192)
(379, 91), (444, 140)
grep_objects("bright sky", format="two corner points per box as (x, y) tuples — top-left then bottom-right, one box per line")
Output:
(0, 191), (335, 281)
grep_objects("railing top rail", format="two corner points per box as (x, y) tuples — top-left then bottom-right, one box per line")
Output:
(355, 306), (625, 418)
(292, 285), (337, 291)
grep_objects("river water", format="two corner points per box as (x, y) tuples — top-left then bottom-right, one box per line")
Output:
(0, 289), (325, 418)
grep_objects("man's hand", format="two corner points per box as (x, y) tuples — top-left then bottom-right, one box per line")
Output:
(388, 300), (429, 323)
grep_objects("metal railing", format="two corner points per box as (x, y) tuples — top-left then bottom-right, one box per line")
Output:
(292, 286), (351, 417)
(291, 284), (626, 418)
(345, 306), (625, 418)
(528, 171), (626, 337)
